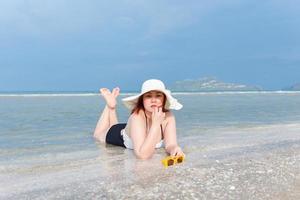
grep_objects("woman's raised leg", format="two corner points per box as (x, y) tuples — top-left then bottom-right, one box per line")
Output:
(109, 87), (120, 125)
(93, 88), (120, 142)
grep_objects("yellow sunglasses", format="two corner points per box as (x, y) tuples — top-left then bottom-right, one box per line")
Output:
(161, 155), (185, 167)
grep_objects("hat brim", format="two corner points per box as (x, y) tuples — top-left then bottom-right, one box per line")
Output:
(122, 89), (182, 110)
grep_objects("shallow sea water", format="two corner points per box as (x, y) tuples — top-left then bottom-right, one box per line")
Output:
(1, 92), (300, 199)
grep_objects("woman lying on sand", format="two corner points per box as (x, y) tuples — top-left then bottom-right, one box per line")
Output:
(93, 79), (184, 159)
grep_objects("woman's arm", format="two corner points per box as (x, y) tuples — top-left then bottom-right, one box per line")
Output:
(130, 108), (165, 159)
(163, 112), (184, 156)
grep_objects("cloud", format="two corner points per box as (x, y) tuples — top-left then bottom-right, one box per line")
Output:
(0, 0), (241, 40)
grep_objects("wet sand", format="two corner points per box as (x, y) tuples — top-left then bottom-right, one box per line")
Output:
(1, 124), (300, 200)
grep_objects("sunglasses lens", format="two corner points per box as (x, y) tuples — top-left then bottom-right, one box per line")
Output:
(167, 159), (174, 166)
(177, 157), (183, 163)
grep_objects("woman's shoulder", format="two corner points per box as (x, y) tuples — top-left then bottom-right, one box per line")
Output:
(165, 110), (174, 118)
(129, 111), (145, 121)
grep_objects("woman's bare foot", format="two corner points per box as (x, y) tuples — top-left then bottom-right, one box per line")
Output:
(100, 88), (117, 109)
(112, 87), (120, 98)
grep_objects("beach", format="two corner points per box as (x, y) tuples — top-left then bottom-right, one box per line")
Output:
(1, 92), (300, 199)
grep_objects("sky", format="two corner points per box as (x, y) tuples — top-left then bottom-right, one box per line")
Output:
(0, 0), (299, 91)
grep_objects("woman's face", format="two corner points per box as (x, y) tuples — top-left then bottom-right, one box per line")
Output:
(142, 90), (165, 113)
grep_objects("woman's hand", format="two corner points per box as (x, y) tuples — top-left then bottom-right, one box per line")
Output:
(151, 107), (166, 125)
(169, 146), (184, 157)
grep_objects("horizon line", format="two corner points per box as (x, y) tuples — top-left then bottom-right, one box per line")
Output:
(1, 90), (300, 97)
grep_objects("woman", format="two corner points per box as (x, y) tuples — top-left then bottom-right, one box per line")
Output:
(93, 79), (184, 159)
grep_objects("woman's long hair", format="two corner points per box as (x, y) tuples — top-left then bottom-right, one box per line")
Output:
(131, 93), (169, 114)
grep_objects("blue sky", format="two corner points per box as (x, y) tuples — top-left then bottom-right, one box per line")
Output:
(0, 0), (299, 91)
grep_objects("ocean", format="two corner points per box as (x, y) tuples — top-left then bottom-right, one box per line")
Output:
(1, 92), (300, 199)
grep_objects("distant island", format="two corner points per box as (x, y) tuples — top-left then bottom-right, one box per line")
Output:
(170, 77), (262, 92)
(282, 83), (300, 91)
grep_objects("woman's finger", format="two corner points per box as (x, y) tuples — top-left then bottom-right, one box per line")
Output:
(152, 107), (157, 115)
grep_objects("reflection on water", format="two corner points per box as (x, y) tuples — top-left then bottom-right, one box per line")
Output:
(1, 93), (300, 199)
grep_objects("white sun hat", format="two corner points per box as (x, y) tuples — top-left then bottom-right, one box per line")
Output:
(122, 79), (183, 110)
